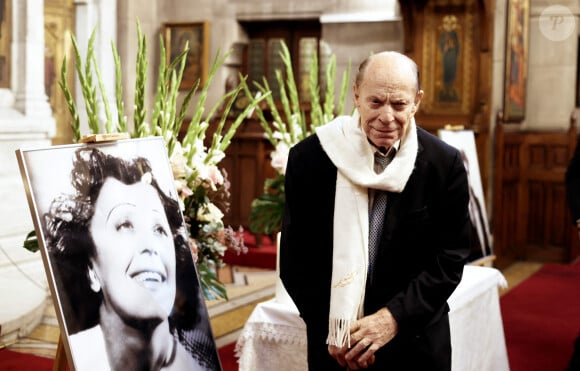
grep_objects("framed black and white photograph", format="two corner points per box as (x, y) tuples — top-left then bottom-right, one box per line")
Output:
(438, 129), (494, 264)
(16, 137), (222, 370)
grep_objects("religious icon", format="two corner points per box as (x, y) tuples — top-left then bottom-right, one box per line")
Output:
(164, 22), (210, 91)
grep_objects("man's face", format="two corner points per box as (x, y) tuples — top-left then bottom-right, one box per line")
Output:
(354, 55), (423, 150)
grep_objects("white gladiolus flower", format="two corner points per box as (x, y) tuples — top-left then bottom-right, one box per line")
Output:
(174, 179), (193, 197)
(207, 165), (224, 187)
(196, 163), (209, 181)
(169, 142), (188, 179)
(197, 202), (224, 222)
(271, 142), (290, 174)
(206, 149), (226, 165)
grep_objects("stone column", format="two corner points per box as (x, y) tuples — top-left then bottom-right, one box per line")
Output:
(12, 0), (54, 118)
(0, 0), (54, 342)
(74, 0), (118, 135)
(0, 0), (54, 264)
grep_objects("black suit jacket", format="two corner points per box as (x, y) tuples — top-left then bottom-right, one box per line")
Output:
(566, 135), (580, 223)
(280, 126), (471, 370)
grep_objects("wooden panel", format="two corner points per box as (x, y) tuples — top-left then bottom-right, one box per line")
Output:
(219, 121), (276, 229)
(526, 181), (545, 245)
(550, 184), (569, 246)
(497, 181), (520, 264)
(493, 118), (578, 268)
(503, 142), (521, 178)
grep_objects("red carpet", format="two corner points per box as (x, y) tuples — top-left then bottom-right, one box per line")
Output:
(223, 231), (277, 270)
(500, 260), (580, 371)
(0, 343), (239, 371)
(0, 349), (54, 370)
(218, 341), (238, 371)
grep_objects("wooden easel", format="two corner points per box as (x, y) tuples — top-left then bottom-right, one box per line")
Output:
(79, 132), (130, 143)
(53, 336), (67, 371)
(52, 132), (130, 371)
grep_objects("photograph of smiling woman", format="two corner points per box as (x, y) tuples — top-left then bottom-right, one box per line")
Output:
(17, 138), (221, 371)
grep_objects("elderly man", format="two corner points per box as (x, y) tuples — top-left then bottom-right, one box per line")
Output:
(280, 51), (471, 370)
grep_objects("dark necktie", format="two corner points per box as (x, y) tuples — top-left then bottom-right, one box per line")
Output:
(368, 152), (392, 280)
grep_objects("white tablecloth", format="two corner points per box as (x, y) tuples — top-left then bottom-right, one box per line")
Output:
(448, 265), (510, 371)
(235, 265), (510, 371)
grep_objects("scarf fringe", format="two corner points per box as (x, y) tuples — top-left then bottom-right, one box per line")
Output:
(326, 317), (352, 348)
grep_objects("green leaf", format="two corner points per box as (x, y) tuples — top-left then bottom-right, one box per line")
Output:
(58, 55), (81, 142)
(197, 262), (228, 300)
(248, 174), (285, 235)
(92, 53), (113, 133)
(23, 230), (39, 253)
(134, 21), (149, 137)
(112, 40), (127, 133)
(69, 29), (100, 135)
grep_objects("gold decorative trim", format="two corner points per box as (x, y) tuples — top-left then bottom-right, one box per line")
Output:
(333, 271), (358, 288)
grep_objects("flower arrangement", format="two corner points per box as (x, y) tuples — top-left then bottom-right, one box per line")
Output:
(23, 22), (268, 300)
(247, 41), (351, 235)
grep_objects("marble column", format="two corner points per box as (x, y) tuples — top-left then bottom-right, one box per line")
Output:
(74, 0), (118, 135)
(12, 0), (54, 118)
(0, 0), (54, 267)
(0, 0), (54, 342)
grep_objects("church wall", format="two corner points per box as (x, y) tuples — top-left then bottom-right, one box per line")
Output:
(321, 21), (404, 112)
(491, 0), (579, 132)
(0, 0), (402, 269)
(3, 0), (579, 270)
(114, 0), (402, 124)
(525, 0), (579, 130)
(0, 0), (55, 273)
(489, 1), (580, 266)
(115, 1), (580, 256)
(116, 0), (161, 131)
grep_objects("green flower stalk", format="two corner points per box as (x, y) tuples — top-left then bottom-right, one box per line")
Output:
(112, 41), (127, 133)
(58, 56), (80, 141)
(92, 53), (114, 133)
(134, 21), (149, 138)
(32, 20), (270, 301)
(67, 29), (100, 137)
(248, 40), (351, 235)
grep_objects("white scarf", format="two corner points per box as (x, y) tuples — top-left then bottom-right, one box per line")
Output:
(315, 110), (418, 347)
